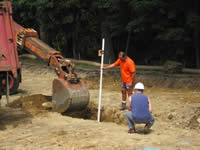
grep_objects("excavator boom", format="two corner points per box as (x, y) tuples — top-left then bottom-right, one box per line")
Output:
(14, 22), (76, 81)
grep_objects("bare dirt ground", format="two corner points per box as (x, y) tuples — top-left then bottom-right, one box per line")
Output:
(0, 54), (200, 150)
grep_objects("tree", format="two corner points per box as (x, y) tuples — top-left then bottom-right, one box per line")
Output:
(185, 0), (200, 68)
(8, 0), (200, 68)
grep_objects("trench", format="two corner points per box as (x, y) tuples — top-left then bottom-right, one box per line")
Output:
(7, 94), (127, 126)
(63, 72), (200, 130)
(63, 101), (127, 125)
(63, 95), (200, 131)
(7, 92), (200, 130)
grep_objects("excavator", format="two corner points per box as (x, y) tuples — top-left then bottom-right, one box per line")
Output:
(0, 1), (89, 113)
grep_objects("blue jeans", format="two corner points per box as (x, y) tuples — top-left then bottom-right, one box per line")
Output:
(126, 111), (154, 129)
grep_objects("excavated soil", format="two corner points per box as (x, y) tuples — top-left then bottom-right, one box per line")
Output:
(7, 94), (52, 116)
(0, 54), (200, 150)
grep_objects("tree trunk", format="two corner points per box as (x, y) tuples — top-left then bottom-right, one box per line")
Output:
(194, 31), (200, 68)
(194, 0), (200, 68)
(186, 0), (200, 68)
(39, 26), (49, 44)
(101, 23), (115, 64)
(72, 33), (77, 59)
(125, 31), (131, 55)
(72, 11), (80, 59)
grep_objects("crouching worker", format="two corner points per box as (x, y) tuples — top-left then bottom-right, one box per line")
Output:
(126, 82), (154, 134)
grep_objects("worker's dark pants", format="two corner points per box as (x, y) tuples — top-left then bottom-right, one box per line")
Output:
(126, 111), (154, 129)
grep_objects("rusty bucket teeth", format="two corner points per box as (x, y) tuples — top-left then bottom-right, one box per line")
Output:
(52, 78), (89, 113)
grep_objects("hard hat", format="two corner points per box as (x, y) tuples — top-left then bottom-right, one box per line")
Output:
(134, 82), (144, 90)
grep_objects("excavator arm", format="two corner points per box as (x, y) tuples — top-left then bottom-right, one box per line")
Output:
(13, 20), (89, 113)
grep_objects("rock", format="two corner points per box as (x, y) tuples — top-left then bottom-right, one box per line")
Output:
(42, 102), (54, 109)
(168, 114), (173, 120)
(197, 118), (200, 124)
(168, 112), (176, 120)
(163, 60), (183, 73)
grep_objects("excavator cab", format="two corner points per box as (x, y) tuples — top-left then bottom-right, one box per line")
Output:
(0, 1), (89, 112)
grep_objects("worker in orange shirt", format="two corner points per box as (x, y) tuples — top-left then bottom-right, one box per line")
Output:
(102, 51), (136, 110)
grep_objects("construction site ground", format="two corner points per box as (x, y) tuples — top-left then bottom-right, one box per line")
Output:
(0, 54), (200, 150)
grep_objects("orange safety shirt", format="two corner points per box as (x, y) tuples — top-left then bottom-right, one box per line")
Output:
(114, 57), (136, 84)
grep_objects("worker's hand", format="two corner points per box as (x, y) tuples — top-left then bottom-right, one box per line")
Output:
(100, 67), (104, 71)
(127, 82), (132, 89)
(127, 104), (131, 111)
(102, 67), (106, 70)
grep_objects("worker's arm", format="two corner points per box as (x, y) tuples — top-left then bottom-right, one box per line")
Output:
(128, 72), (136, 87)
(148, 97), (152, 113)
(128, 59), (136, 87)
(102, 64), (116, 70)
(127, 96), (132, 111)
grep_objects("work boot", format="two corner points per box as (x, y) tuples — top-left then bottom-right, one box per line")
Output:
(120, 102), (126, 110)
(128, 128), (136, 134)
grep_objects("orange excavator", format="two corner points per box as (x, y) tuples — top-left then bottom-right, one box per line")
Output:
(0, 1), (89, 112)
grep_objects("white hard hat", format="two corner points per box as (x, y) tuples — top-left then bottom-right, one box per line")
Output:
(134, 82), (144, 90)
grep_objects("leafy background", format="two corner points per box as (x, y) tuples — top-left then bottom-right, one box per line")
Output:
(1, 0), (200, 68)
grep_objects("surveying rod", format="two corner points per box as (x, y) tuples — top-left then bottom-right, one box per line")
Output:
(97, 38), (105, 122)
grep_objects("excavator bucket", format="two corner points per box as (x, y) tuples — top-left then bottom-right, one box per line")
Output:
(52, 79), (89, 113)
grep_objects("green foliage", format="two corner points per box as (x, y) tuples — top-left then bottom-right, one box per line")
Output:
(156, 28), (186, 41)
(5, 0), (200, 67)
(186, 13), (200, 30)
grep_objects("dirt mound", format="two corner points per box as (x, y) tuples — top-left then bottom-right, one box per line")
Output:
(7, 94), (52, 116)
(80, 69), (200, 90)
(169, 106), (200, 130)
